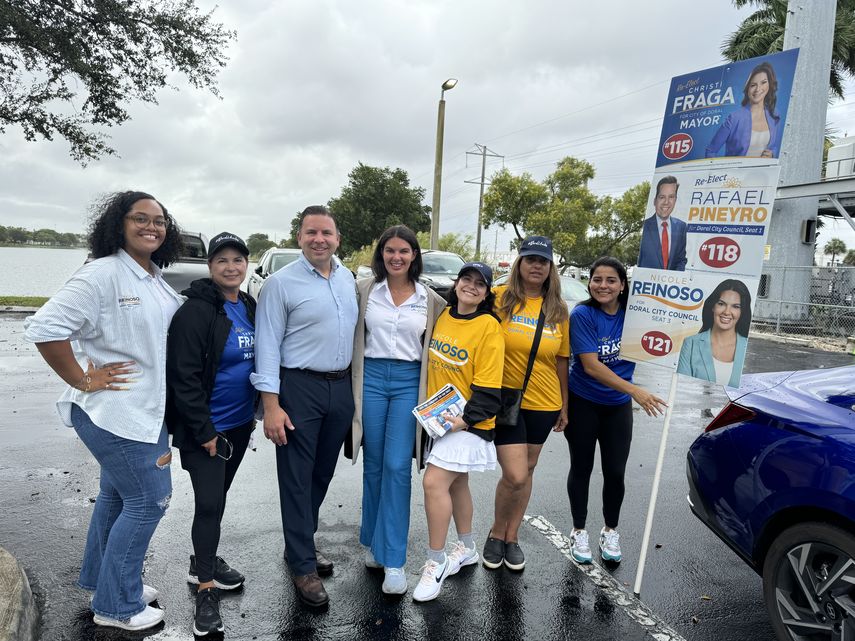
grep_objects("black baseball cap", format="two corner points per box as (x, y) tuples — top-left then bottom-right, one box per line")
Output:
(457, 261), (493, 288)
(208, 232), (249, 258)
(519, 235), (553, 261)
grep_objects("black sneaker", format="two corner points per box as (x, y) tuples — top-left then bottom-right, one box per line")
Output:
(482, 535), (505, 569)
(188, 555), (245, 590)
(193, 588), (223, 636)
(504, 541), (525, 571)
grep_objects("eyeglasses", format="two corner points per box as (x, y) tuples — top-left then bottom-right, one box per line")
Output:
(216, 435), (233, 461)
(126, 214), (169, 229)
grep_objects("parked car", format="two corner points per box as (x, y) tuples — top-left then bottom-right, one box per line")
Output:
(419, 250), (466, 299)
(247, 247), (302, 299)
(161, 231), (209, 293)
(686, 365), (855, 641)
(493, 273), (590, 311)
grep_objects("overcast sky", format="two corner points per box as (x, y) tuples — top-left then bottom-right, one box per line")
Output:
(1, 0), (854, 261)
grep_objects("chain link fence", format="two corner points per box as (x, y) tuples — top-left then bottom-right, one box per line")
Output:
(753, 265), (855, 351)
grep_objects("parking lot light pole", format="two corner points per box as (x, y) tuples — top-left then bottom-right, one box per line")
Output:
(430, 78), (458, 250)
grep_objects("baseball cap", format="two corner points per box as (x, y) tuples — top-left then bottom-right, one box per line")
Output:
(457, 261), (493, 288)
(519, 235), (553, 261)
(208, 232), (249, 258)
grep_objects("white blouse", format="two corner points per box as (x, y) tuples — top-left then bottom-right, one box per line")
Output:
(364, 280), (429, 362)
(24, 250), (183, 443)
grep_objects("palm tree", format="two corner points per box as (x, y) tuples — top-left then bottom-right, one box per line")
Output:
(724, 0), (855, 99)
(843, 249), (855, 266)
(824, 238), (848, 265)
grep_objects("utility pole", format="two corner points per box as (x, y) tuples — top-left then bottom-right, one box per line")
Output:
(465, 143), (503, 260)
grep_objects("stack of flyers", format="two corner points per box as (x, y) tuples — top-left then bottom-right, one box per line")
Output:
(412, 384), (466, 439)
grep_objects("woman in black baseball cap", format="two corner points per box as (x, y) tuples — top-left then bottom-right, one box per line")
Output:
(166, 231), (256, 635)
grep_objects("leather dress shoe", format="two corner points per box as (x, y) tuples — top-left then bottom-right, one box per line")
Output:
(293, 572), (329, 607)
(315, 549), (333, 576)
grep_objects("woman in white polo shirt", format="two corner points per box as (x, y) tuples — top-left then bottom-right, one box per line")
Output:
(24, 191), (184, 632)
(350, 225), (446, 595)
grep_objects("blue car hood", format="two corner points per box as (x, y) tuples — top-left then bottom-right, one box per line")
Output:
(726, 365), (855, 431)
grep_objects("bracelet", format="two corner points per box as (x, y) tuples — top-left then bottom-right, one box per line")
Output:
(75, 373), (92, 393)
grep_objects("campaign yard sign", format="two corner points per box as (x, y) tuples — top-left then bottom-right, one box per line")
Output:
(624, 50), (797, 387)
(655, 49), (798, 170)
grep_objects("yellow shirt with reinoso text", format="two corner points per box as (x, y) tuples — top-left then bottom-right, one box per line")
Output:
(495, 287), (570, 411)
(427, 309), (505, 431)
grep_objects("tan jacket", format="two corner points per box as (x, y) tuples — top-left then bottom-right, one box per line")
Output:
(349, 277), (447, 468)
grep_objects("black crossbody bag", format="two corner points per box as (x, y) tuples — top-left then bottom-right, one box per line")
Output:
(495, 309), (546, 428)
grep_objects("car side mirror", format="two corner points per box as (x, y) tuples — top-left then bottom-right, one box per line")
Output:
(255, 265), (263, 275)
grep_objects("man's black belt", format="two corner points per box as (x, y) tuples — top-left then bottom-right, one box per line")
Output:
(282, 366), (351, 380)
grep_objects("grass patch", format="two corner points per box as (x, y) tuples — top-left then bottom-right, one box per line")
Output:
(0, 296), (48, 307)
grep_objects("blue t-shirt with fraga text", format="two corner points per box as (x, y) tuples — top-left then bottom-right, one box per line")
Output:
(569, 304), (635, 405)
(209, 300), (256, 430)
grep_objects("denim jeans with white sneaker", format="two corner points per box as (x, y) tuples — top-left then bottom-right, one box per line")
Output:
(72, 404), (172, 619)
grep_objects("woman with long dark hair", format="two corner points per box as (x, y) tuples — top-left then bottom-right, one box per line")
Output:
(413, 262), (504, 603)
(705, 61), (781, 158)
(565, 257), (666, 566)
(166, 232), (257, 635)
(677, 279), (752, 387)
(484, 236), (569, 571)
(24, 191), (183, 631)
(349, 225), (446, 595)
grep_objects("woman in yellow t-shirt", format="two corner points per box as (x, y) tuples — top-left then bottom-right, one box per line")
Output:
(485, 236), (569, 572)
(412, 262), (505, 603)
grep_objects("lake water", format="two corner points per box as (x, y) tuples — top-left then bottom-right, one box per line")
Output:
(0, 246), (257, 297)
(0, 247), (89, 296)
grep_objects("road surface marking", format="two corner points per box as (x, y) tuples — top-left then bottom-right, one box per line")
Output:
(525, 514), (686, 641)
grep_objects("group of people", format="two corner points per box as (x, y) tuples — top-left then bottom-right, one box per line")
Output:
(24, 191), (667, 635)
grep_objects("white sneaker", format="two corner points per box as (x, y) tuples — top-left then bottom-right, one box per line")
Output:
(412, 556), (449, 602)
(89, 584), (159, 605)
(599, 527), (622, 562)
(364, 549), (382, 569)
(570, 529), (593, 564)
(93, 605), (164, 631)
(382, 567), (408, 595)
(446, 541), (479, 576)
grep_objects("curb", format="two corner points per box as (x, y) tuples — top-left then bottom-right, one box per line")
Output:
(0, 546), (37, 641)
(0, 308), (38, 317)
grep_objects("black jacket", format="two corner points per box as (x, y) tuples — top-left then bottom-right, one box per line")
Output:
(166, 278), (257, 451)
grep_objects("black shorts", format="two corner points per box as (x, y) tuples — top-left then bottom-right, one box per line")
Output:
(494, 408), (560, 447)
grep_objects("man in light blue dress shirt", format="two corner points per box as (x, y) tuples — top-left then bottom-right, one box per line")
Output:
(251, 206), (357, 607)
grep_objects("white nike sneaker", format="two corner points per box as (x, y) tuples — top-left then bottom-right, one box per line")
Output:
(93, 605), (164, 631)
(382, 567), (408, 595)
(412, 556), (449, 602)
(446, 541), (479, 576)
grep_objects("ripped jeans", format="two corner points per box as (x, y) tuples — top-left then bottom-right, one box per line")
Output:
(71, 404), (172, 620)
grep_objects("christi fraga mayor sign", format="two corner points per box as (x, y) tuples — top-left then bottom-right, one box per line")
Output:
(621, 49), (798, 387)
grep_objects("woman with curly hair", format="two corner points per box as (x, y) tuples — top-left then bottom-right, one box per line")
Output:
(24, 191), (184, 631)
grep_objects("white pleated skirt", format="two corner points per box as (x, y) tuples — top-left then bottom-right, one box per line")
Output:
(425, 429), (497, 473)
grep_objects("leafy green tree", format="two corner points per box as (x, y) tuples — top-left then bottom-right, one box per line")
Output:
(287, 164), (431, 256)
(34, 228), (59, 245)
(344, 242), (377, 272)
(416, 231), (475, 261)
(481, 169), (549, 240)
(57, 232), (79, 247)
(723, 0), (855, 99)
(843, 249), (855, 266)
(824, 237), (847, 265)
(0, 1), (235, 163)
(246, 233), (275, 258)
(6, 227), (29, 243)
(0, 225), (7, 242)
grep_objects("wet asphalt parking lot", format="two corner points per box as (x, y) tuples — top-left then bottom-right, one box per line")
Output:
(1, 314), (853, 641)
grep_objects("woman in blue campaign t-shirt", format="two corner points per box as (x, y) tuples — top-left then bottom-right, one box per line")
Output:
(165, 232), (257, 636)
(565, 257), (666, 567)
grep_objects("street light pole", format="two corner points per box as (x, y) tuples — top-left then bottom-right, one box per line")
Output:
(430, 78), (457, 250)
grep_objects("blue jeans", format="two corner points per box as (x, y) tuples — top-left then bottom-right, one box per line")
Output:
(71, 404), (172, 619)
(360, 358), (420, 568)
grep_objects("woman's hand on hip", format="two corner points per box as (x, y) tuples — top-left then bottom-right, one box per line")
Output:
(631, 386), (668, 417)
(78, 359), (137, 393)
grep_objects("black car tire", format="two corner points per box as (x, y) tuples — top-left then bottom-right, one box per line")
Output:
(762, 521), (855, 640)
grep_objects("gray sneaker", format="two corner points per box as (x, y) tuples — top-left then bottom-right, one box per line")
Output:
(570, 529), (593, 564)
(382, 567), (407, 595)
